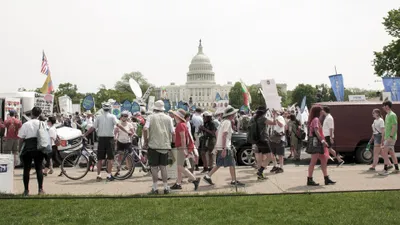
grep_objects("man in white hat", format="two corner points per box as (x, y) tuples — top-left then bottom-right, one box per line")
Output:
(143, 100), (174, 194)
(203, 106), (245, 187)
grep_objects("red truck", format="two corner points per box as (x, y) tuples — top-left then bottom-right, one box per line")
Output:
(317, 101), (400, 163)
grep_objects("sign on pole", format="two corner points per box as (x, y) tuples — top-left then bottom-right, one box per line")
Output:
(34, 93), (54, 116)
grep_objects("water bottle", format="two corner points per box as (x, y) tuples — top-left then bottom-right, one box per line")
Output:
(366, 143), (371, 151)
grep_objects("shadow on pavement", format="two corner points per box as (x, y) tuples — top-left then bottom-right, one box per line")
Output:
(286, 185), (325, 192)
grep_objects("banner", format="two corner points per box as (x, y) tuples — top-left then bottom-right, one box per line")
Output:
(382, 77), (400, 101)
(329, 74), (345, 101)
(300, 96), (306, 113)
(147, 96), (155, 112)
(224, 94), (229, 100)
(4, 98), (21, 119)
(121, 100), (132, 113)
(82, 95), (95, 110)
(34, 93), (54, 116)
(112, 102), (121, 118)
(131, 101), (140, 113)
(163, 99), (171, 112)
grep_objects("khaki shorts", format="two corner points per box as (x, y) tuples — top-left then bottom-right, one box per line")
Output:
(384, 139), (396, 151)
(177, 149), (186, 166)
(4, 139), (19, 154)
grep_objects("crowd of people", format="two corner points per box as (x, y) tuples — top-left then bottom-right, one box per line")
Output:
(0, 98), (398, 196)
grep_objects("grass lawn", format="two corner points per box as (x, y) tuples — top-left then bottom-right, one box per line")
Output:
(1, 191), (399, 225)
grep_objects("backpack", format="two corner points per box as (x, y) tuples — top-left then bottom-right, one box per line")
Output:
(295, 126), (306, 140)
(240, 116), (250, 132)
(247, 117), (260, 144)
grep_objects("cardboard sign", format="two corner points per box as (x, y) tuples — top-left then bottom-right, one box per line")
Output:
(58, 95), (73, 114)
(34, 93), (54, 116)
(260, 79), (282, 111)
(147, 96), (155, 112)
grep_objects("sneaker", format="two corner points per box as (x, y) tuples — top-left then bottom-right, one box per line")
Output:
(38, 189), (46, 195)
(203, 176), (214, 185)
(230, 181), (245, 186)
(379, 170), (390, 176)
(275, 168), (284, 174)
(387, 165), (394, 170)
(171, 183), (182, 190)
(368, 167), (376, 171)
(270, 166), (278, 173)
(149, 189), (159, 195)
(337, 160), (345, 167)
(23, 190), (29, 197)
(96, 177), (102, 182)
(163, 189), (170, 194)
(48, 169), (54, 175)
(257, 172), (266, 180)
(193, 178), (201, 191)
(392, 169), (400, 174)
(106, 176), (115, 182)
(200, 168), (209, 174)
(195, 165), (200, 171)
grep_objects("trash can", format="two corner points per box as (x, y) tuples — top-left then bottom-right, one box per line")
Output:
(0, 154), (14, 194)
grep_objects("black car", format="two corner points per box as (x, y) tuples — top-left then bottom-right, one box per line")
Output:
(231, 132), (254, 166)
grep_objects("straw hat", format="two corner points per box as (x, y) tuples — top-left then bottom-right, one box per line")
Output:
(172, 109), (187, 121)
(222, 105), (238, 118)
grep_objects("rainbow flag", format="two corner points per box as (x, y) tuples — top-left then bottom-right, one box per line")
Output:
(240, 80), (251, 108)
(40, 51), (54, 94)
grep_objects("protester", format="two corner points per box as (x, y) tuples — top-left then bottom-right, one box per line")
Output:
(170, 109), (200, 191)
(203, 106), (245, 187)
(43, 116), (57, 176)
(84, 103), (131, 182)
(269, 109), (286, 173)
(199, 111), (217, 173)
(143, 100), (174, 194)
(368, 109), (385, 171)
(379, 100), (399, 175)
(2, 110), (22, 166)
(306, 105), (336, 186)
(191, 108), (203, 171)
(321, 106), (344, 166)
(18, 107), (46, 196)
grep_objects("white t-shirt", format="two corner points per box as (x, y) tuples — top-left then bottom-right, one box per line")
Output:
(93, 112), (118, 137)
(372, 118), (385, 134)
(116, 122), (134, 143)
(191, 113), (203, 133)
(274, 115), (286, 142)
(323, 114), (334, 137)
(215, 119), (233, 151)
(48, 126), (57, 146)
(18, 119), (40, 139)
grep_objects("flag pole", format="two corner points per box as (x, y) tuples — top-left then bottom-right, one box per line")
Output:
(334, 66), (338, 75)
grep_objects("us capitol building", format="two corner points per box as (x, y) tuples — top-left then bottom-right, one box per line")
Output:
(154, 40), (233, 109)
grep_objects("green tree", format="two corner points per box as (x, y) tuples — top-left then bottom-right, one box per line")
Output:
(94, 84), (135, 109)
(248, 84), (265, 110)
(373, 8), (400, 77)
(114, 71), (154, 98)
(291, 84), (317, 109)
(228, 82), (243, 109)
(277, 86), (291, 107)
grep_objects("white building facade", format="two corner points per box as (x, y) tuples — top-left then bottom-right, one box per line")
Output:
(160, 41), (233, 109)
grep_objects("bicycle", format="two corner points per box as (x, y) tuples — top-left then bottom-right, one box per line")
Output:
(111, 143), (150, 180)
(60, 139), (98, 180)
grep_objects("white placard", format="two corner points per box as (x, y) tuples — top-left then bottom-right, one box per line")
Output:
(348, 95), (366, 102)
(382, 92), (392, 101)
(34, 93), (54, 116)
(58, 95), (73, 114)
(260, 79), (282, 111)
(72, 104), (81, 114)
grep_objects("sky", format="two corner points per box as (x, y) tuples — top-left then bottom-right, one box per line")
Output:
(1, 0), (398, 93)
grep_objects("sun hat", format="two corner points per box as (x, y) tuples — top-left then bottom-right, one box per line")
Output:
(203, 111), (212, 117)
(256, 106), (267, 114)
(102, 102), (111, 110)
(222, 105), (239, 118)
(172, 109), (187, 121)
(86, 110), (92, 115)
(153, 100), (165, 112)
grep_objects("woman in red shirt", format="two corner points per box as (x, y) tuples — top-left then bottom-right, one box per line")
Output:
(171, 109), (200, 191)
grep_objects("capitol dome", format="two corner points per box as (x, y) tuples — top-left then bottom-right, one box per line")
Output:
(186, 40), (215, 84)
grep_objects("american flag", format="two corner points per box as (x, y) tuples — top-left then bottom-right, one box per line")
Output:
(41, 51), (50, 75)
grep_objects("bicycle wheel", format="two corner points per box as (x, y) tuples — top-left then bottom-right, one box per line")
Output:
(61, 151), (90, 180)
(112, 153), (135, 180)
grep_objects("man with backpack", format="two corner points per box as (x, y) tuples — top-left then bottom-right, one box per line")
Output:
(247, 106), (276, 180)
(237, 111), (250, 133)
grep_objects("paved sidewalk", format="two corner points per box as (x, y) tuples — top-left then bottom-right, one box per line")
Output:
(11, 164), (400, 196)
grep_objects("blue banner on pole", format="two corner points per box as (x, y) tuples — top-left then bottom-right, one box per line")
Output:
(163, 99), (171, 112)
(131, 101), (140, 113)
(382, 77), (400, 101)
(300, 96), (306, 113)
(178, 101), (188, 111)
(82, 95), (95, 110)
(224, 94), (229, 100)
(215, 93), (221, 101)
(329, 74), (345, 101)
(121, 100), (132, 112)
